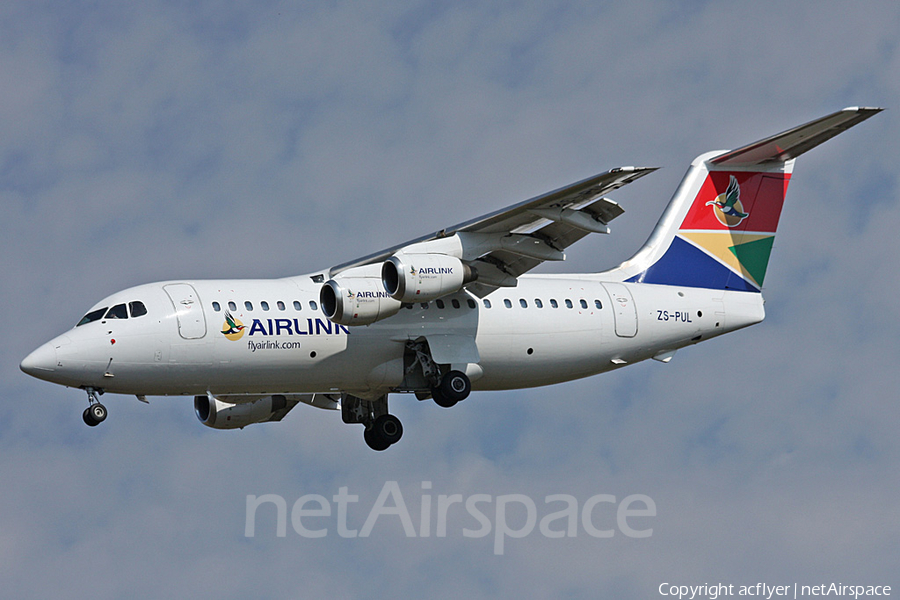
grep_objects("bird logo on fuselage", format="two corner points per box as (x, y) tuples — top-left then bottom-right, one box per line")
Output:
(221, 311), (247, 341)
(706, 175), (749, 227)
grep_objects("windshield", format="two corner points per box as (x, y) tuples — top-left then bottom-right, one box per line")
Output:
(77, 308), (107, 327)
(76, 299), (149, 327)
(105, 304), (128, 319)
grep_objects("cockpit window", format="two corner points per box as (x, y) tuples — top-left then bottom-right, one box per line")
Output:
(105, 304), (128, 319)
(129, 301), (148, 318)
(77, 308), (107, 327)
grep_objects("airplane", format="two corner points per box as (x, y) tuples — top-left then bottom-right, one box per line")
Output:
(20, 107), (881, 451)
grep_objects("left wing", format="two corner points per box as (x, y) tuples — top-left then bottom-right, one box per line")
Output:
(328, 166), (656, 294)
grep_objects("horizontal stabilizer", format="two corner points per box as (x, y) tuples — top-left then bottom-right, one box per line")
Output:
(711, 107), (883, 167)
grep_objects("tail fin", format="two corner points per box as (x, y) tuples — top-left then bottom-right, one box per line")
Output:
(613, 107), (882, 292)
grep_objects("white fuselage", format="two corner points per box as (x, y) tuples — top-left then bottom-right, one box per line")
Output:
(24, 273), (764, 400)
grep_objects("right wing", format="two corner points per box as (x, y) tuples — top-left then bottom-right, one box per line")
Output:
(329, 166), (656, 294)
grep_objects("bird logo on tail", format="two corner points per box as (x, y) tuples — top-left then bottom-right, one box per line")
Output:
(706, 175), (749, 227)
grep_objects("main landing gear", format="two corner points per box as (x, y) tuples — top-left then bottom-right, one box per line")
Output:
(364, 414), (403, 451)
(342, 394), (403, 451)
(431, 370), (471, 408)
(343, 341), (475, 451)
(406, 340), (472, 408)
(82, 387), (107, 427)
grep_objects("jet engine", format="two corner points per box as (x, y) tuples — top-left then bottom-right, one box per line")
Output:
(194, 394), (295, 430)
(320, 276), (402, 326)
(382, 253), (476, 303)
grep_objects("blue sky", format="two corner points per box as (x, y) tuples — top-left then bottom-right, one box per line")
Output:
(2, 1), (899, 598)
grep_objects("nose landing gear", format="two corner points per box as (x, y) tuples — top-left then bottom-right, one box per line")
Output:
(82, 387), (107, 427)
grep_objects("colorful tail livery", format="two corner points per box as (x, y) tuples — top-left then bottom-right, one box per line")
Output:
(616, 107), (882, 292)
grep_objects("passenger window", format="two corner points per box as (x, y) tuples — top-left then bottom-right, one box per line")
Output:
(550, 299), (558, 308)
(277, 301), (286, 311)
(228, 301), (237, 311)
(436, 300), (445, 309)
(452, 299), (460, 309)
(535, 299), (543, 308)
(580, 299), (588, 309)
(309, 300), (318, 311)
(130, 301), (148, 317)
(420, 302), (429, 309)
(293, 301), (302, 311)
(261, 301), (270, 311)
(105, 304), (128, 319)
(77, 308), (107, 327)
(565, 299), (573, 309)
(483, 299), (492, 308)
(595, 299), (602, 309)
(467, 299), (476, 309)
(211, 302), (221, 313)
(245, 301), (253, 311)
(519, 299), (527, 308)
(504, 299), (512, 308)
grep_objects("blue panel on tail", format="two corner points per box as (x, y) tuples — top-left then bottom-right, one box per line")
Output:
(626, 236), (759, 292)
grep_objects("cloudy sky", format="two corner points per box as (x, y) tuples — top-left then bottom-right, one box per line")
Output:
(2, 1), (898, 598)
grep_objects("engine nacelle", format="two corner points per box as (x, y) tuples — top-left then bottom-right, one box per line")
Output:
(320, 277), (401, 326)
(382, 253), (476, 303)
(194, 394), (291, 430)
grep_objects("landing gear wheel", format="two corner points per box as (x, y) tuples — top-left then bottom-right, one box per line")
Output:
(89, 403), (108, 423)
(431, 386), (458, 408)
(372, 414), (403, 446)
(440, 370), (471, 403)
(364, 414), (403, 450)
(364, 426), (391, 451)
(83, 407), (99, 427)
(82, 403), (107, 427)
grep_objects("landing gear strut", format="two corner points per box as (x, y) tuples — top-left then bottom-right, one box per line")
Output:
(82, 387), (107, 427)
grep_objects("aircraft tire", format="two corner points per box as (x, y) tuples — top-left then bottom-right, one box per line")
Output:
(440, 371), (471, 403)
(372, 414), (403, 446)
(82, 407), (99, 427)
(89, 403), (108, 424)
(431, 386), (458, 408)
(364, 426), (391, 451)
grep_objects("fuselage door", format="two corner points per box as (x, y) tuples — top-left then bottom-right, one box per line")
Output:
(164, 283), (207, 340)
(602, 282), (638, 338)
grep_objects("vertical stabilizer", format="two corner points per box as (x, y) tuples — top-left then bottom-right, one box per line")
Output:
(607, 107), (881, 292)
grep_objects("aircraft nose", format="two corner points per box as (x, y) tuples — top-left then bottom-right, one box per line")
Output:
(20, 342), (58, 377)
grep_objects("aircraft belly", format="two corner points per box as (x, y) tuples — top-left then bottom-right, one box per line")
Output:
(473, 328), (605, 390)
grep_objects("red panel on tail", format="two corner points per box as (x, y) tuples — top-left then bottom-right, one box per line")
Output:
(679, 172), (790, 234)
